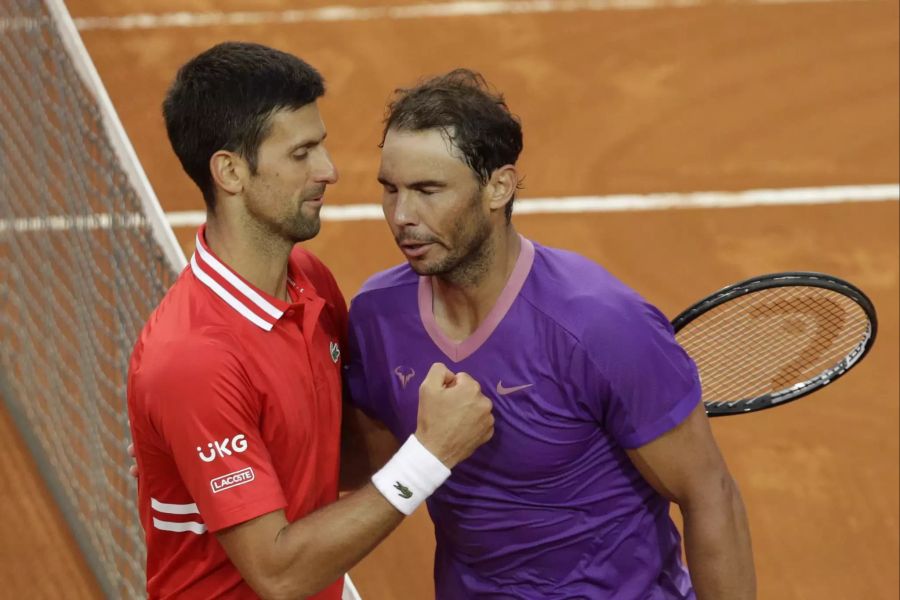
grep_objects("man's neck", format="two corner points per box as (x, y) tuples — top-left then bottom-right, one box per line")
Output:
(431, 225), (521, 341)
(204, 215), (293, 302)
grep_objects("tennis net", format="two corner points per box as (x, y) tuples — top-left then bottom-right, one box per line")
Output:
(1, 0), (183, 596)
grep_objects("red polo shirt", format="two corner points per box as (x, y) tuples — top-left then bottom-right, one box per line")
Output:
(128, 226), (346, 599)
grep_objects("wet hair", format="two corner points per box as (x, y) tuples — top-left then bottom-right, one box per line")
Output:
(162, 41), (325, 211)
(382, 69), (523, 221)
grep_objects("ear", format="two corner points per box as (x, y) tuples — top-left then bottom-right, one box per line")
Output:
(209, 150), (248, 197)
(486, 165), (518, 213)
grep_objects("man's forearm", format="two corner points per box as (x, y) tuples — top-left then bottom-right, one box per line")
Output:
(271, 483), (404, 596)
(224, 483), (405, 600)
(681, 476), (756, 600)
(233, 365), (492, 599)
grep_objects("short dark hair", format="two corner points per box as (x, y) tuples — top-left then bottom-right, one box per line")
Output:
(163, 42), (325, 211)
(382, 69), (523, 221)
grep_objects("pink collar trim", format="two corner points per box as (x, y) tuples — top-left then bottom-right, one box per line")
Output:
(418, 235), (535, 363)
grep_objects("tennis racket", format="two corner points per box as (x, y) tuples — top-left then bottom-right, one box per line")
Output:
(671, 272), (877, 417)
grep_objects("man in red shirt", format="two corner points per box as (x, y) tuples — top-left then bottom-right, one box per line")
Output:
(127, 42), (494, 599)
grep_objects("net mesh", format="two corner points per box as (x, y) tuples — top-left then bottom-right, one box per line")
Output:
(675, 286), (870, 406)
(0, 0), (182, 596)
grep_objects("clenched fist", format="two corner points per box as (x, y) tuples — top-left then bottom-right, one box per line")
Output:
(414, 363), (494, 469)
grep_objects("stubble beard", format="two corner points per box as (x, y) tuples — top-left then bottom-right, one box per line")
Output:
(415, 205), (494, 288)
(246, 185), (322, 245)
(284, 201), (321, 242)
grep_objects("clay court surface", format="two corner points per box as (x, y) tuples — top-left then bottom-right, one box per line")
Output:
(1, 0), (898, 598)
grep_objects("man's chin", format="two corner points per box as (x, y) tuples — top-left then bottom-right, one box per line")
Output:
(406, 261), (428, 275)
(406, 256), (452, 277)
(288, 218), (320, 243)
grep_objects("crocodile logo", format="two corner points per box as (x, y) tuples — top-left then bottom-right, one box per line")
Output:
(393, 481), (413, 499)
(329, 341), (340, 363)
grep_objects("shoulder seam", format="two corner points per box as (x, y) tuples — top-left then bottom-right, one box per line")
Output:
(517, 291), (609, 383)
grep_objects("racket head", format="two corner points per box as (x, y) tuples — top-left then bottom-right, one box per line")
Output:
(672, 272), (878, 417)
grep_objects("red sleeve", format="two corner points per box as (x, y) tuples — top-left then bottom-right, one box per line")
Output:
(146, 335), (287, 532)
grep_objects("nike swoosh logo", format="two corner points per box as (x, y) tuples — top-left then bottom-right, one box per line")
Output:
(496, 381), (534, 395)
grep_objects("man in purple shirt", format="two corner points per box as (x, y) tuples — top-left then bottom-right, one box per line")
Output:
(343, 70), (756, 599)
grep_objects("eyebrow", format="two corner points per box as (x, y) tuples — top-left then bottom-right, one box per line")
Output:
(411, 180), (445, 189)
(377, 177), (446, 189)
(289, 132), (327, 153)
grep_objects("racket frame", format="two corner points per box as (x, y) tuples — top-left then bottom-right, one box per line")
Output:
(671, 272), (878, 416)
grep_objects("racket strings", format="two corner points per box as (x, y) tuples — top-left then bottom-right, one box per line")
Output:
(690, 310), (868, 403)
(687, 306), (866, 402)
(688, 296), (853, 387)
(676, 287), (870, 404)
(765, 296), (846, 388)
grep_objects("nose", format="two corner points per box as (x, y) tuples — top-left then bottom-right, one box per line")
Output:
(387, 190), (418, 228)
(313, 146), (338, 185)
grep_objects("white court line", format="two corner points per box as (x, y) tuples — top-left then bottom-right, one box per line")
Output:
(166, 184), (900, 227)
(67, 0), (877, 31)
(3, 185), (896, 233)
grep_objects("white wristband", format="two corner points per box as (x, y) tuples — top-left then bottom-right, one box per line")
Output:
(371, 435), (451, 515)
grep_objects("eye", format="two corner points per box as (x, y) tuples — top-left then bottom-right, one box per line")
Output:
(292, 153), (309, 161)
(381, 183), (397, 194)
